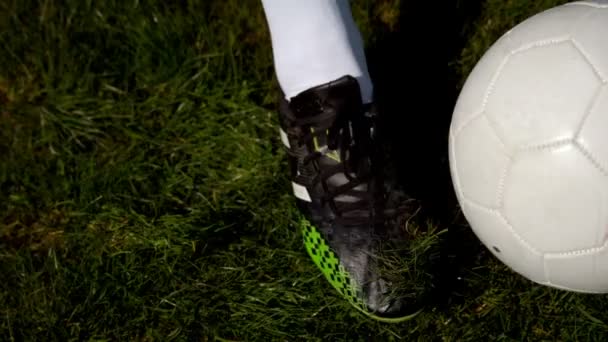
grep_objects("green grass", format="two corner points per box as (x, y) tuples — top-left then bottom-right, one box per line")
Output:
(2, 0), (608, 340)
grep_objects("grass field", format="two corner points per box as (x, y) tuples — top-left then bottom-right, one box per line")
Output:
(3, 0), (608, 340)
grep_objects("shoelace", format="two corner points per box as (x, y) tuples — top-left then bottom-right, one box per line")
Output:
(286, 101), (384, 226)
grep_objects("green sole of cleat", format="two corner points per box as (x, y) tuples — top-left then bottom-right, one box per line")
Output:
(300, 219), (423, 323)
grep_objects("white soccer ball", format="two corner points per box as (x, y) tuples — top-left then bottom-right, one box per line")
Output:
(449, 0), (608, 293)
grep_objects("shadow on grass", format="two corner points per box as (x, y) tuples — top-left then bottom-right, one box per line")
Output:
(367, 0), (489, 313)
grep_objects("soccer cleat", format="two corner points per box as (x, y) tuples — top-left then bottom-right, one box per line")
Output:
(277, 75), (420, 322)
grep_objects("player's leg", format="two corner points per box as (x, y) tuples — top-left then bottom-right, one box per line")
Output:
(261, 0), (372, 103)
(261, 0), (418, 322)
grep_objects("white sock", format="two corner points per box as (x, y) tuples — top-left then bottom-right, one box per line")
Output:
(261, 0), (373, 103)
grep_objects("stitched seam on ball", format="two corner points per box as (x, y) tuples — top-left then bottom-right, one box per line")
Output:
(510, 36), (571, 55)
(453, 110), (484, 139)
(542, 255), (550, 286)
(476, 37), (569, 150)
(464, 198), (540, 254)
(496, 211), (541, 255)
(462, 195), (499, 211)
(518, 138), (573, 152)
(480, 56), (509, 112)
(574, 140), (608, 177)
(453, 34), (513, 138)
(565, 1), (608, 9)
(575, 85), (605, 139)
(496, 162), (509, 209)
(480, 114), (510, 156)
(545, 239), (608, 257)
(571, 38), (607, 83)
(449, 128), (465, 201)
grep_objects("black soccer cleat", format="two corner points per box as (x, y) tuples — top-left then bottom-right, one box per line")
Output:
(277, 75), (420, 322)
